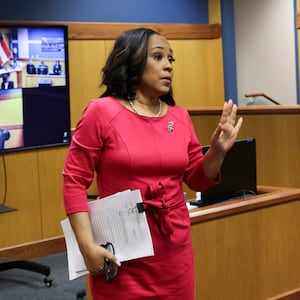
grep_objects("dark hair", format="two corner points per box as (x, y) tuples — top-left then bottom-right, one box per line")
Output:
(100, 28), (175, 106)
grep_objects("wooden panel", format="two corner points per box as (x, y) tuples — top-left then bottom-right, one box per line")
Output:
(170, 39), (224, 107)
(188, 105), (300, 115)
(67, 23), (222, 40)
(190, 111), (300, 189)
(68, 38), (225, 123)
(0, 21), (222, 40)
(38, 147), (69, 238)
(191, 199), (300, 300)
(68, 40), (107, 127)
(0, 151), (42, 247)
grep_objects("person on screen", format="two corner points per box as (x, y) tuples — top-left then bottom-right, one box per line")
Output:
(53, 60), (62, 75)
(62, 28), (243, 299)
(1, 73), (14, 90)
(37, 61), (48, 75)
(26, 59), (36, 74)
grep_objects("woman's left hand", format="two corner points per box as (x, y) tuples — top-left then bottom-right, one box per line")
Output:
(202, 99), (243, 180)
(210, 99), (243, 154)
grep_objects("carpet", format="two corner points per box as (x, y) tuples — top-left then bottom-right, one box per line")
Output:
(0, 252), (85, 300)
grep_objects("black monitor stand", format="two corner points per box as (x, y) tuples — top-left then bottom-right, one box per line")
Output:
(0, 205), (16, 214)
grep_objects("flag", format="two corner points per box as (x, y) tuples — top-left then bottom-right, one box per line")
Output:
(0, 33), (11, 65)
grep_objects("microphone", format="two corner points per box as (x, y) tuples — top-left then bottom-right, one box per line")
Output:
(0, 129), (11, 150)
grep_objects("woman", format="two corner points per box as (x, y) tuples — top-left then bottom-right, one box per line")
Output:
(63, 28), (243, 299)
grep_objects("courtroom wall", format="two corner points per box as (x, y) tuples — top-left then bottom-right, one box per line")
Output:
(0, 23), (225, 248)
(0, 0), (209, 23)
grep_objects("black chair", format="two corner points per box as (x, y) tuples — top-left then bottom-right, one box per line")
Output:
(0, 257), (53, 287)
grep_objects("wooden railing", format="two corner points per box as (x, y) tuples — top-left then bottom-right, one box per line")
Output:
(267, 287), (300, 300)
(0, 21), (222, 40)
(245, 93), (281, 105)
(0, 236), (66, 260)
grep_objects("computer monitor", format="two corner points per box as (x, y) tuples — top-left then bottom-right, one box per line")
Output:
(0, 23), (71, 153)
(195, 138), (257, 207)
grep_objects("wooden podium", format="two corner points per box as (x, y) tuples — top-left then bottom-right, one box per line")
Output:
(190, 185), (300, 300)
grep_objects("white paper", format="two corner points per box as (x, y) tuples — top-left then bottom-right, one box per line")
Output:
(61, 189), (154, 280)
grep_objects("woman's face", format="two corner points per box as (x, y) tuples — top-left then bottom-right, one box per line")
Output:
(138, 34), (174, 99)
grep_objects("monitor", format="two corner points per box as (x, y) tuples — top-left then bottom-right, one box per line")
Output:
(191, 138), (257, 207)
(0, 23), (71, 153)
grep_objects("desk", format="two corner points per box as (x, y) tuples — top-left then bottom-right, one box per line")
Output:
(190, 185), (300, 300)
(25, 74), (66, 87)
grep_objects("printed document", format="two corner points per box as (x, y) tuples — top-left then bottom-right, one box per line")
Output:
(61, 189), (154, 280)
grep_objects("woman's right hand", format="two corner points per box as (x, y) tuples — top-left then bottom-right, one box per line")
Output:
(83, 243), (121, 275)
(67, 212), (121, 275)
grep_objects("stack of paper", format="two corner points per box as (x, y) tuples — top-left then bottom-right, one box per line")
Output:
(61, 189), (154, 280)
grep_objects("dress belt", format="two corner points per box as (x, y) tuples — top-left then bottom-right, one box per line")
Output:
(143, 183), (185, 235)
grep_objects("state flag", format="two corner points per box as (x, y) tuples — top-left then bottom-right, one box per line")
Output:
(0, 33), (12, 65)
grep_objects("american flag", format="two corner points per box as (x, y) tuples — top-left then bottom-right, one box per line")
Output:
(0, 32), (12, 65)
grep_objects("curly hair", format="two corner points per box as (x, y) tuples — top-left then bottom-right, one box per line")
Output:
(100, 28), (175, 106)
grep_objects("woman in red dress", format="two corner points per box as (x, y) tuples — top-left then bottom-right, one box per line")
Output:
(63, 28), (243, 299)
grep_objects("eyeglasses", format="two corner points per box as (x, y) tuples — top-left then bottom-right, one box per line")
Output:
(101, 242), (119, 282)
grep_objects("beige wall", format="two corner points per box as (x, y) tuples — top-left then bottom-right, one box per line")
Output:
(234, 0), (297, 105)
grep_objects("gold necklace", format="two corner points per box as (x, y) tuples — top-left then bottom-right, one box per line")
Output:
(128, 99), (162, 117)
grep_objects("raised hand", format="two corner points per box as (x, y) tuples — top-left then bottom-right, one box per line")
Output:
(210, 99), (243, 154)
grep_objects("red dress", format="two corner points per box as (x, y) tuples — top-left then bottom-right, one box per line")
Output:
(63, 97), (217, 299)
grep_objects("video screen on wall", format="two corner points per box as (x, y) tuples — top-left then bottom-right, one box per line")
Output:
(0, 24), (71, 153)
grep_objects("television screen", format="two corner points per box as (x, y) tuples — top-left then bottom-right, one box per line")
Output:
(0, 24), (71, 153)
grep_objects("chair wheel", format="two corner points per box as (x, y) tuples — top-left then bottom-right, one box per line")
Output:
(44, 277), (53, 287)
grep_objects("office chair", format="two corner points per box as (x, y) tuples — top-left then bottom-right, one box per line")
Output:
(0, 130), (53, 286)
(0, 257), (53, 287)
